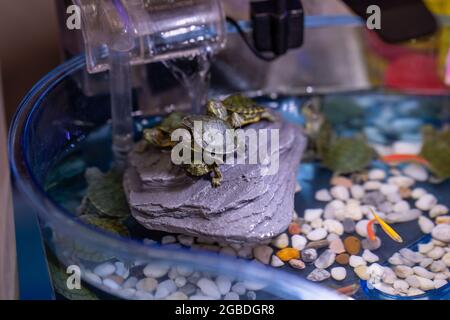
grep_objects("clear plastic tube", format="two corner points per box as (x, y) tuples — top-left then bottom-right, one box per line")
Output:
(109, 49), (133, 167)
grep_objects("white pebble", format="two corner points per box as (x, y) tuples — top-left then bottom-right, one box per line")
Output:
(413, 266), (434, 279)
(136, 278), (158, 292)
(304, 208), (323, 222)
(368, 169), (386, 180)
(166, 291), (188, 300)
(393, 200), (410, 213)
(174, 276), (187, 288)
(237, 246), (253, 259)
(434, 279), (448, 289)
(407, 288), (424, 296)
(418, 276), (435, 291)
(243, 280), (266, 291)
(355, 219), (370, 237)
(432, 224), (450, 243)
(330, 186), (350, 201)
(306, 228), (328, 241)
(253, 246), (273, 264)
(114, 262), (129, 279)
(224, 292), (240, 300)
(345, 202), (363, 221)
(403, 164), (428, 182)
(388, 176), (415, 189)
(380, 184), (399, 196)
(197, 278), (221, 299)
(144, 263), (170, 278)
(411, 188), (427, 199)
(430, 204), (449, 218)
(134, 291), (154, 300)
(364, 181), (382, 191)
(84, 271), (102, 285)
(382, 268), (397, 284)
(392, 141), (421, 155)
(215, 276), (232, 295)
(427, 246), (445, 260)
(415, 194), (437, 211)
(373, 282), (395, 295)
(349, 255), (366, 267)
(418, 216), (434, 234)
(291, 235), (307, 250)
(271, 233), (289, 249)
(103, 278), (121, 291)
(270, 255), (285, 267)
(310, 218), (323, 229)
(315, 189), (332, 202)
(324, 200), (345, 219)
(93, 262), (116, 278)
(393, 280), (409, 293)
(161, 235), (176, 244)
(430, 261), (446, 273)
(178, 235), (194, 247)
(331, 267), (347, 281)
(443, 252), (450, 267)
(418, 242), (434, 254)
(190, 295), (214, 300)
(363, 249), (379, 263)
(323, 219), (344, 235)
(231, 282), (246, 295)
(350, 185), (365, 199)
(123, 276), (138, 289)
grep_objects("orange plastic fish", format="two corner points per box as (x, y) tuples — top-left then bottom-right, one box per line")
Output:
(367, 219), (377, 241)
(370, 208), (403, 243)
(381, 154), (429, 166)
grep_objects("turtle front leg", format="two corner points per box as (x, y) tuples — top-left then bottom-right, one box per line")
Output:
(230, 112), (244, 128)
(211, 165), (223, 187)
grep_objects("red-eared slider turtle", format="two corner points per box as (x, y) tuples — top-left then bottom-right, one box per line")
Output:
(141, 112), (185, 148)
(180, 115), (237, 187)
(207, 94), (275, 128)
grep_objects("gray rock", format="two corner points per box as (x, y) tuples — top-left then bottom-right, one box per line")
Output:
(124, 119), (306, 243)
(342, 218), (356, 233)
(301, 248), (318, 263)
(314, 250), (336, 269)
(307, 269), (331, 282)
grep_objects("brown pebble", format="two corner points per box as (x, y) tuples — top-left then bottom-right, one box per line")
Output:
(399, 187), (412, 199)
(336, 253), (350, 265)
(306, 239), (329, 250)
(436, 216), (450, 224)
(288, 259), (306, 270)
(288, 222), (301, 235)
(106, 275), (124, 285)
(343, 236), (361, 255)
(330, 176), (353, 188)
(336, 283), (360, 296)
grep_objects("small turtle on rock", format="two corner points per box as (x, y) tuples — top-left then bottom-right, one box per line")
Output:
(207, 94), (275, 128)
(141, 112), (185, 149)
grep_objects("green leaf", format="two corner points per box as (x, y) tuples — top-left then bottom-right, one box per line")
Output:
(420, 126), (450, 179)
(47, 255), (98, 300)
(322, 137), (374, 175)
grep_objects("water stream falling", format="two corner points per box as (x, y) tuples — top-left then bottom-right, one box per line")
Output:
(163, 50), (212, 114)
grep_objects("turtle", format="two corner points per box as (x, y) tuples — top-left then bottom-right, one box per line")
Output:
(140, 112), (185, 149)
(179, 115), (237, 187)
(206, 94), (275, 128)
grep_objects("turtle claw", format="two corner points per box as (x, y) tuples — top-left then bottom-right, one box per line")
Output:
(211, 165), (223, 188)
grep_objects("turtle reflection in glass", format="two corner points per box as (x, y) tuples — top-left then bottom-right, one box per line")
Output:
(180, 115), (237, 187)
(207, 94), (275, 128)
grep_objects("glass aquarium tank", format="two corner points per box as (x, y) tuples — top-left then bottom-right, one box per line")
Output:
(9, 10), (450, 300)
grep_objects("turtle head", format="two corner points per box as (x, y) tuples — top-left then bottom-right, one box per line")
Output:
(206, 100), (228, 121)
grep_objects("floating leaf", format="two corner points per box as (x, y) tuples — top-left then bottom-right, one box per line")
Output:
(322, 137), (374, 175)
(47, 255), (98, 300)
(84, 168), (130, 218)
(420, 126), (450, 179)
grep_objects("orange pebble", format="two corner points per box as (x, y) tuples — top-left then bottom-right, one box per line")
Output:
(288, 222), (301, 235)
(276, 248), (300, 262)
(436, 216), (450, 224)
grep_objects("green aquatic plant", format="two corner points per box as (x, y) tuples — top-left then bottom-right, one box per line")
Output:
(420, 125), (450, 179)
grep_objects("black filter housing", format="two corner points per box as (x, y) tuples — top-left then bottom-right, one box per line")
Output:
(251, 0), (304, 56)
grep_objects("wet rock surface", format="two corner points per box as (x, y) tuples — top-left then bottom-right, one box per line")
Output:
(124, 119), (306, 242)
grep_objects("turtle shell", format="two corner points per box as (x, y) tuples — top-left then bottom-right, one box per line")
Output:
(181, 115), (236, 155)
(222, 94), (265, 116)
